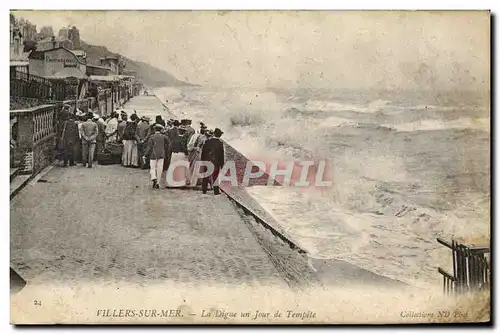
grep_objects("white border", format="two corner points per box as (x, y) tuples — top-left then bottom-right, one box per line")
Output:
(2, 1), (497, 333)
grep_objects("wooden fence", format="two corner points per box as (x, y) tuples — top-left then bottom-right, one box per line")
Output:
(437, 238), (490, 295)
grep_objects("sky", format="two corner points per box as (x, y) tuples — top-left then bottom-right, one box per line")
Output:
(13, 10), (490, 90)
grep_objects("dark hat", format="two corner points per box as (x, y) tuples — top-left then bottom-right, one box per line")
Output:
(213, 128), (224, 137)
(173, 120), (181, 126)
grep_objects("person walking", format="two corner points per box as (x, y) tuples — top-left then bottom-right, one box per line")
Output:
(201, 128), (224, 195)
(144, 124), (171, 189)
(80, 112), (99, 168)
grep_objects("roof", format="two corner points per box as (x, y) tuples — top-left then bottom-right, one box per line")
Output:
(38, 36), (70, 43)
(28, 47), (85, 65)
(47, 67), (88, 79)
(114, 75), (135, 79)
(87, 64), (110, 70)
(72, 50), (86, 56)
(89, 75), (118, 82)
(10, 61), (29, 67)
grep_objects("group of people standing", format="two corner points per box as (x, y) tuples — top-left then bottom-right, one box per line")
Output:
(57, 104), (225, 195)
(56, 105), (106, 168)
(144, 118), (225, 195)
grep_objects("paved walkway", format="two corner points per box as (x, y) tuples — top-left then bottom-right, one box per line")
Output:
(10, 96), (287, 289)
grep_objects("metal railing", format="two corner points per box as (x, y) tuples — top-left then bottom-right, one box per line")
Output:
(10, 69), (72, 101)
(437, 238), (490, 295)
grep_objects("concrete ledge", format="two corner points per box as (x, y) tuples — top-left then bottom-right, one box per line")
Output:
(10, 174), (31, 200)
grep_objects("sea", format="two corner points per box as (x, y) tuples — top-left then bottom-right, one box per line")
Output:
(154, 86), (490, 290)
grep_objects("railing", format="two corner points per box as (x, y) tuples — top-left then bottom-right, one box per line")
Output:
(437, 238), (490, 295)
(10, 69), (71, 101)
(10, 97), (101, 172)
(10, 104), (58, 174)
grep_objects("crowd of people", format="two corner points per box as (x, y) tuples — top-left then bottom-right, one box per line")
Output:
(56, 104), (225, 195)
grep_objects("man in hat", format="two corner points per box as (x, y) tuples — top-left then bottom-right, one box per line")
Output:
(80, 112), (99, 168)
(144, 123), (171, 189)
(200, 128), (224, 195)
(167, 120), (180, 150)
(184, 119), (195, 143)
(58, 112), (80, 167)
(117, 113), (128, 142)
(137, 116), (151, 169)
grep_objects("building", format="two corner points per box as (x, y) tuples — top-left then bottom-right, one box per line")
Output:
(36, 36), (74, 52)
(58, 26), (81, 49)
(28, 47), (86, 78)
(86, 64), (111, 76)
(72, 50), (87, 63)
(18, 18), (37, 42)
(38, 26), (54, 39)
(100, 56), (119, 74)
(10, 15), (25, 61)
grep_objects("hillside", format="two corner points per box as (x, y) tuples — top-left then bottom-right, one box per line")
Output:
(80, 41), (195, 88)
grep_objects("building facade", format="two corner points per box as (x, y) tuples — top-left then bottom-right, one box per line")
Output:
(86, 64), (111, 76)
(58, 26), (81, 49)
(38, 26), (54, 40)
(29, 47), (86, 77)
(100, 56), (120, 74)
(36, 36), (74, 52)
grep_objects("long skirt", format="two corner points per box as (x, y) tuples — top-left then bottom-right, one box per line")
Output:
(122, 140), (138, 167)
(161, 152), (191, 188)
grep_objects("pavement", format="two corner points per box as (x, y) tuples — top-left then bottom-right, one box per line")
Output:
(10, 163), (287, 289)
(11, 95), (289, 289)
(11, 95), (408, 293)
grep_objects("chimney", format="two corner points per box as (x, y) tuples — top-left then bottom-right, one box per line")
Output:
(51, 35), (56, 48)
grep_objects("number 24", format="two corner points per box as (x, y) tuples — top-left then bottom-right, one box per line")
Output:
(34, 300), (42, 306)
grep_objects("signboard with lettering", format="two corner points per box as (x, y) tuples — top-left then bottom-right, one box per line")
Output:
(44, 55), (77, 66)
(43, 48), (79, 66)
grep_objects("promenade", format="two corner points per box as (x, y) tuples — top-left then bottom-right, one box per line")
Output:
(11, 95), (407, 292)
(10, 96), (286, 289)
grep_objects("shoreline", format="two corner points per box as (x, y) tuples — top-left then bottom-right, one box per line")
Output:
(150, 91), (412, 290)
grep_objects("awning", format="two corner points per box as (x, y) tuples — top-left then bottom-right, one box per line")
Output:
(10, 61), (29, 67)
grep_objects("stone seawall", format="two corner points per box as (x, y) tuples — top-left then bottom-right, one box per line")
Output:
(151, 94), (411, 290)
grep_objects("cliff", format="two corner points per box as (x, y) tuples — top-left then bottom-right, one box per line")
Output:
(80, 41), (195, 88)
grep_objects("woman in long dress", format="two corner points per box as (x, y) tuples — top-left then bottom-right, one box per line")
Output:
(187, 127), (208, 185)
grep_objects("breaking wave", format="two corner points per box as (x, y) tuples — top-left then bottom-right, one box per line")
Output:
(385, 117), (490, 132)
(155, 86), (490, 289)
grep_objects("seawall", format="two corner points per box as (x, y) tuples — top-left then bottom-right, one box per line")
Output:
(148, 93), (412, 290)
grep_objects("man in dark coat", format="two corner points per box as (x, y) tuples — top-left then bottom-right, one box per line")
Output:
(167, 120), (180, 152)
(58, 113), (80, 167)
(201, 128), (225, 195)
